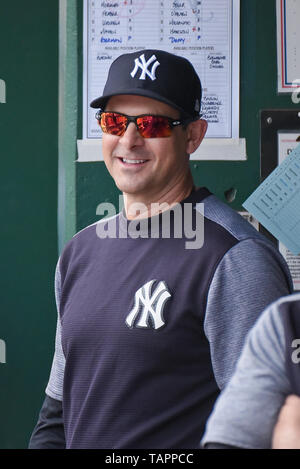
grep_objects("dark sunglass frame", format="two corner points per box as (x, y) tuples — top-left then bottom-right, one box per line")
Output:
(95, 110), (191, 138)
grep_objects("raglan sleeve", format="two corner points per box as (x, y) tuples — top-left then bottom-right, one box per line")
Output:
(28, 258), (66, 448)
(204, 237), (292, 390)
(45, 259), (65, 401)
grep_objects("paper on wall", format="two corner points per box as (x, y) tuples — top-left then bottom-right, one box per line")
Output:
(83, 0), (240, 141)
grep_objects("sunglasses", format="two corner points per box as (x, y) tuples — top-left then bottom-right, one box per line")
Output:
(95, 110), (191, 138)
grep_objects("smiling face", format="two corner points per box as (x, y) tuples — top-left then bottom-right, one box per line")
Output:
(101, 95), (198, 204)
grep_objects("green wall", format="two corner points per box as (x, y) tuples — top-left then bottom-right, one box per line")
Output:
(0, 0), (59, 448)
(1, 0), (299, 449)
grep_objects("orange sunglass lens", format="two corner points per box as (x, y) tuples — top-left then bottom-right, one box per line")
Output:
(100, 113), (127, 136)
(137, 116), (172, 138)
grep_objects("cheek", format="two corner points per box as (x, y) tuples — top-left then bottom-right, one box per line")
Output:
(152, 138), (187, 168)
(102, 135), (117, 163)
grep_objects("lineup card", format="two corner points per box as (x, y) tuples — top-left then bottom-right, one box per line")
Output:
(243, 143), (300, 256)
(83, 0), (240, 139)
(277, 133), (300, 290)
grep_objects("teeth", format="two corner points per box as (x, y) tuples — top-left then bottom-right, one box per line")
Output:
(122, 158), (146, 164)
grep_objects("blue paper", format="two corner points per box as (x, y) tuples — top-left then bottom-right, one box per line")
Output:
(243, 143), (300, 255)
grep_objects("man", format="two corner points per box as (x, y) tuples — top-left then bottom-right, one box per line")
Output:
(29, 49), (292, 449)
(201, 292), (300, 449)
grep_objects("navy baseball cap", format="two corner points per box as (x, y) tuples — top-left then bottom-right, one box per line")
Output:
(90, 49), (202, 119)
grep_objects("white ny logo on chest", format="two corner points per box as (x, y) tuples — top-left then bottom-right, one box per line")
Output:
(125, 280), (171, 330)
(130, 54), (160, 81)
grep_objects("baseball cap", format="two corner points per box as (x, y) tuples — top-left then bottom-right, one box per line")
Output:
(90, 49), (202, 119)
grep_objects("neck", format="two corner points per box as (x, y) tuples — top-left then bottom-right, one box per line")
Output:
(123, 172), (194, 220)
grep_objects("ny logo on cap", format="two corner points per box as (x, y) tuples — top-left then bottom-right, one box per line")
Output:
(125, 280), (171, 330)
(130, 54), (160, 81)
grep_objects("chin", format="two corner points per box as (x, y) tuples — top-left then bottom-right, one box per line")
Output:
(117, 186), (146, 196)
(115, 179), (150, 196)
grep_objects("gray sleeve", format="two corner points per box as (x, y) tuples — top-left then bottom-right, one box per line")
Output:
(204, 238), (292, 390)
(201, 299), (292, 449)
(45, 258), (65, 401)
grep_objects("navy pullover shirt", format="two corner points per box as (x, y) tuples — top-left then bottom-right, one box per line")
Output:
(29, 187), (292, 449)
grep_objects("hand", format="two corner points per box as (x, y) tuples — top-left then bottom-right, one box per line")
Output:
(272, 395), (300, 449)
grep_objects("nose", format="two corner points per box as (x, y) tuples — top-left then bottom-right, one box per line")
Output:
(119, 122), (144, 148)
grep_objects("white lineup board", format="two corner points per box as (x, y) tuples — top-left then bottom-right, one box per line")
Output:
(277, 0), (300, 93)
(80, 0), (244, 161)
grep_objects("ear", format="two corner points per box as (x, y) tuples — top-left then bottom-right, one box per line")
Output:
(185, 119), (208, 155)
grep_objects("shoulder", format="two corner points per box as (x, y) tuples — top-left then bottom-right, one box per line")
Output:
(200, 194), (267, 243)
(57, 214), (119, 278)
(72, 213), (119, 242)
(251, 293), (300, 333)
(237, 292), (300, 358)
(273, 292), (300, 311)
(202, 194), (291, 278)
(62, 213), (119, 253)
